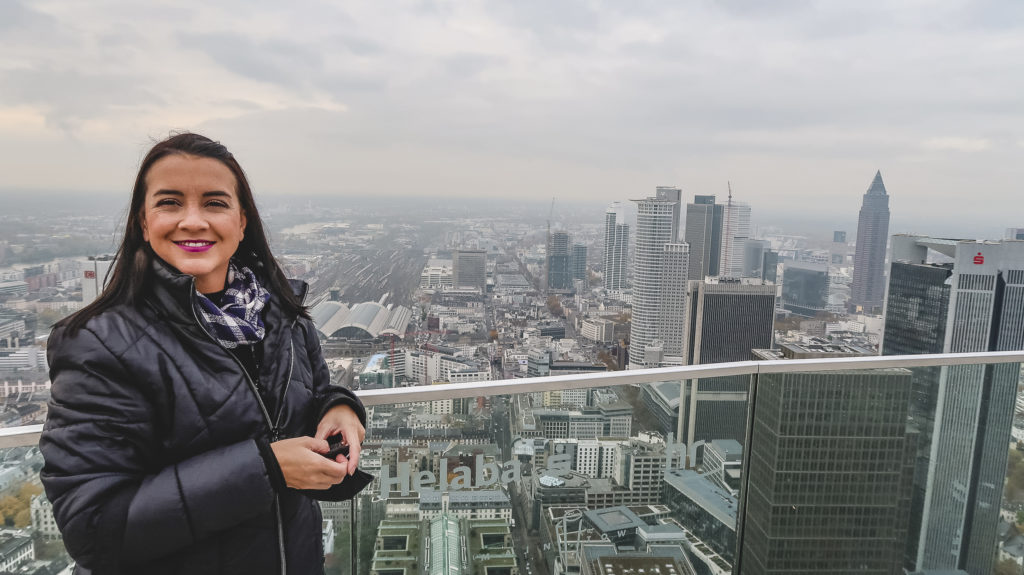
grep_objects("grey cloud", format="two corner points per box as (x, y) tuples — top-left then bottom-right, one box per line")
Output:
(334, 34), (384, 56)
(0, 67), (164, 132)
(178, 32), (325, 88)
(442, 52), (508, 80)
(0, 0), (54, 33)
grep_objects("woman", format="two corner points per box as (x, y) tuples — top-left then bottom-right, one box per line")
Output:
(40, 133), (370, 574)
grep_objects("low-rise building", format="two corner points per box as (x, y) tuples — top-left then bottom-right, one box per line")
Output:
(30, 495), (61, 542)
(0, 534), (34, 572)
(662, 469), (737, 564)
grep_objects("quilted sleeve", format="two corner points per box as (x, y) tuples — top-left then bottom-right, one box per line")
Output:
(40, 325), (277, 571)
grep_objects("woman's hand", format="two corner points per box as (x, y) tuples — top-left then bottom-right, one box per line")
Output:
(315, 404), (365, 475)
(269, 437), (349, 490)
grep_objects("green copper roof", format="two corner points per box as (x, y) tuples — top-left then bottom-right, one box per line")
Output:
(429, 514), (463, 575)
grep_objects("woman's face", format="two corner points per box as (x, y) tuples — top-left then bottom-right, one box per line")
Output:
(141, 154), (247, 294)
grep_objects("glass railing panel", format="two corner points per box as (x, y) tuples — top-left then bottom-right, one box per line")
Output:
(0, 445), (72, 572)
(9, 354), (1024, 575)
(735, 361), (1024, 575)
(356, 374), (752, 575)
(323, 499), (356, 575)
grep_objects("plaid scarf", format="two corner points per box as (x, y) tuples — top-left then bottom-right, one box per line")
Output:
(194, 262), (270, 348)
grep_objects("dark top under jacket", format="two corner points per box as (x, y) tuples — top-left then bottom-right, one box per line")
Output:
(40, 260), (369, 575)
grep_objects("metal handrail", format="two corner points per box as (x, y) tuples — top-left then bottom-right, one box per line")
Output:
(0, 424), (43, 449)
(357, 350), (1024, 405)
(3, 351), (1022, 448)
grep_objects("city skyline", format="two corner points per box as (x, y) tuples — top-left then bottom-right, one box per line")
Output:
(0, 2), (1022, 227)
(2, 180), (1024, 574)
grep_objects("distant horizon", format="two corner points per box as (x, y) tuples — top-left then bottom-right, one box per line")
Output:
(0, 187), (1012, 243)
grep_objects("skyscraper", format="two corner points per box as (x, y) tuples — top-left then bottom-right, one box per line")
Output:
(571, 244), (588, 282)
(603, 203), (629, 292)
(629, 187), (683, 369)
(686, 278), (776, 366)
(681, 278), (776, 444)
(780, 260), (829, 317)
(547, 231), (571, 291)
(684, 195), (723, 281)
(638, 276), (776, 441)
(719, 199), (752, 278)
(851, 170), (891, 313)
(740, 346), (915, 575)
(452, 249), (486, 292)
(742, 239), (770, 279)
(761, 250), (779, 284)
(831, 230), (849, 265)
(882, 235), (1024, 574)
(658, 243), (690, 360)
(81, 255), (115, 305)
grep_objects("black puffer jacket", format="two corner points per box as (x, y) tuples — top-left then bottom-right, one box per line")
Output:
(40, 262), (368, 575)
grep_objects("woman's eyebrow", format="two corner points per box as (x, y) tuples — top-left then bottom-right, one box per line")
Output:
(152, 190), (232, 197)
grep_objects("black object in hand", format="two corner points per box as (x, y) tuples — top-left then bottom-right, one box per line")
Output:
(301, 435), (374, 502)
(323, 436), (350, 460)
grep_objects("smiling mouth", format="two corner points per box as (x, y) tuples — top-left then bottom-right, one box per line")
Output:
(174, 240), (215, 252)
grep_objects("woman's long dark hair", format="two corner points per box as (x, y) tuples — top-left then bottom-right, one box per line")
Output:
(61, 132), (308, 334)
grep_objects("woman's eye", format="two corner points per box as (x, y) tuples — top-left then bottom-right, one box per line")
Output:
(207, 200), (230, 208)
(155, 198), (179, 207)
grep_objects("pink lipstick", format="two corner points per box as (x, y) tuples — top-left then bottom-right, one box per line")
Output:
(174, 240), (215, 253)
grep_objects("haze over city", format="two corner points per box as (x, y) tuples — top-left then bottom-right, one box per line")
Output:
(1, 0), (1022, 236)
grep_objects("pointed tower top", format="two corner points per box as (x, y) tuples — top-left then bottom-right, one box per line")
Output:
(867, 170), (888, 196)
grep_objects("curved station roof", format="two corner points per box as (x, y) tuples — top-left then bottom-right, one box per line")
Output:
(311, 300), (413, 340)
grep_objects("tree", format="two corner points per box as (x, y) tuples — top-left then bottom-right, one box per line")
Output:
(596, 350), (617, 371)
(546, 295), (563, 318)
(994, 558), (1022, 575)
(18, 483), (42, 500)
(0, 483), (44, 527)
(1008, 448), (1024, 503)
(0, 495), (19, 526)
(14, 508), (30, 528)
(36, 308), (72, 330)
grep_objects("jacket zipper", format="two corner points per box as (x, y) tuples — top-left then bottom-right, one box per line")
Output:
(271, 325), (297, 575)
(274, 326), (297, 433)
(187, 281), (290, 575)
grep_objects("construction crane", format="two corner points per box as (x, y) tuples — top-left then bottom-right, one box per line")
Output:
(723, 182), (733, 275)
(545, 197), (555, 294)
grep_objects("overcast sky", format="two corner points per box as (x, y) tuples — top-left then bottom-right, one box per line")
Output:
(1, 0), (1022, 234)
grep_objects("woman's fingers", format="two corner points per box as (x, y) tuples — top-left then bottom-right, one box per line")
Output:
(314, 421), (340, 441)
(271, 436), (351, 489)
(342, 430), (361, 474)
(315, 404), (366, 475)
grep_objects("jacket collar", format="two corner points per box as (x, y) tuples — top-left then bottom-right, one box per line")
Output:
(146, 257), (308, 328)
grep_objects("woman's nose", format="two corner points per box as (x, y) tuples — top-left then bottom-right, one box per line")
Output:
(178, 205), (209, 230)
